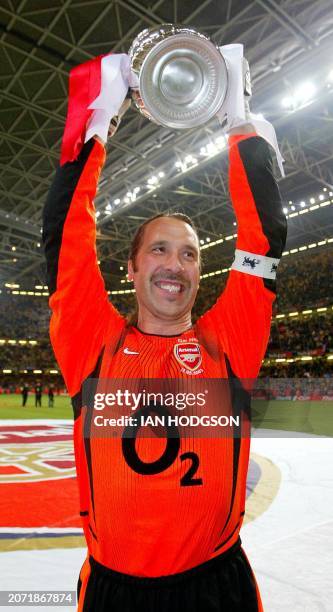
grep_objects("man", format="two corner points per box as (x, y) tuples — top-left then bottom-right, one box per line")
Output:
(48, 385), (54, 407)
(21, 382), (29, 407)
(43, 59), (286, 612)
(34, 381), (42, 407)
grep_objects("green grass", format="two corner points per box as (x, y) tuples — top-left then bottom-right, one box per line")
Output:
(0, 393), (72, 419)
(0, 395), (332, 436)
(252, 400), (333, 437)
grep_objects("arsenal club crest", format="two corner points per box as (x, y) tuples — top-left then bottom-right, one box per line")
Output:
(174, 342), (202, 372)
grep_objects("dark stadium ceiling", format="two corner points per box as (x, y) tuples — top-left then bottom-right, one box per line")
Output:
(0, 0), (333, 290)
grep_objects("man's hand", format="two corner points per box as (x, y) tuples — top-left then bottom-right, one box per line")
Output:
(229, 59), (256, 134)
(85, 54), (135, 145)
(217, 53), (256, 134)
(108, 95), (132, 139)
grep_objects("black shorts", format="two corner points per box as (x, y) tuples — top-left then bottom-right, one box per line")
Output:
(79, 539), (262, 612)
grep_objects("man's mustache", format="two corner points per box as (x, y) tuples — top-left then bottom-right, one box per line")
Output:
(152, 272), (189, 285)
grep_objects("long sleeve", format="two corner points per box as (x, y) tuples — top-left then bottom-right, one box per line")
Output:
(198, 133), (287, 379)
(43, 138), (123, 396)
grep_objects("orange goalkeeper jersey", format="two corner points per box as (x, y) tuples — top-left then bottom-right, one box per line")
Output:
(43, 134), (286, 577)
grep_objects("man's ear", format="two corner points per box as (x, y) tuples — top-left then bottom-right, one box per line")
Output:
(128, 259), (134, 282)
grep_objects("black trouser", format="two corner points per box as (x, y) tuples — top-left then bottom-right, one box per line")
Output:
(79, 539), (262, 612)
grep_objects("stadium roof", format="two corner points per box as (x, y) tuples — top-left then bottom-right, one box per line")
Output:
(1, 0), (333, 291)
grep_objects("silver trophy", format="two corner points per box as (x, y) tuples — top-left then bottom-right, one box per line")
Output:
(128, 24), (228, 129)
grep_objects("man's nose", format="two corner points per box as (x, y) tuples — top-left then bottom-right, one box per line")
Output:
(164, 250), (184, 272)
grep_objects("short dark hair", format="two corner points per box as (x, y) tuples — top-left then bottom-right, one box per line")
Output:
(129, 212), (200, 271)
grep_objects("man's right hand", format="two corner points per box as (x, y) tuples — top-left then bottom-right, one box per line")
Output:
(85, 54), (136, 145)
(108, 95), (132, 139)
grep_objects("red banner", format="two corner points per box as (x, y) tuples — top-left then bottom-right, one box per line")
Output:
(60, 55), (105, 165)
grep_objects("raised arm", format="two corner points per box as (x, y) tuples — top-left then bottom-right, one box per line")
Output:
(198, 132), (287, 379)
(43, 138), (122, 396)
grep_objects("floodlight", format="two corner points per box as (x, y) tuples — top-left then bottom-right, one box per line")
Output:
(294, 81), (316, 104)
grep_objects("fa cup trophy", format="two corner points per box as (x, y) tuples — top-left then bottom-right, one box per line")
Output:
(128, 24), (229, 129)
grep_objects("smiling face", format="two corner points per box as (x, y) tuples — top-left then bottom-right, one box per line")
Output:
(128, 216), (200, 330)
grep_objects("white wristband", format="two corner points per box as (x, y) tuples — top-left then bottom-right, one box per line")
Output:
(231, 249), (280, 279)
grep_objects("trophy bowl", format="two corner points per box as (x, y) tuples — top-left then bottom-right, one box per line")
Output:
(128, 24), (228, 129)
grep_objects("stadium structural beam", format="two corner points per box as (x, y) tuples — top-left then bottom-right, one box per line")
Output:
(0, 2), (123, 185)
(0, 210), (41, 237)
(255, 0), (315, 47)
(1, 0), (333, 284)
(116, 0), (165, 26)
(0, 0), (329, 203)
(96, 124), (332, 223)
(2, 118), (332, 242)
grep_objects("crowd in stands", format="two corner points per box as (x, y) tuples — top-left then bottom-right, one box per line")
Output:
(0, 249), (331, 387)
(259, 358), (332, 379)
(1, 340), (56, 370)
(193, 250), (332, 318)
(254, 370), (333, 400)
(276, 251), (332, 312)
(0, 295), (50, 339)
(268, 313), (332, 356)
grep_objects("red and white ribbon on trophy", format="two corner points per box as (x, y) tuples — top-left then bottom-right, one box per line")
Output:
(60, 53), (137, 165)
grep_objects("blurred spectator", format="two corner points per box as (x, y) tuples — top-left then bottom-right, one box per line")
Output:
(48, 386), (54, 407)
(35, 382), (42, 407)
(21, 383), (29, 407)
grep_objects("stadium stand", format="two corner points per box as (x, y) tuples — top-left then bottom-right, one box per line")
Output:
(0, 295), (50, 339)
(0, 249), (332, 390)
(193, 249), (333, 316)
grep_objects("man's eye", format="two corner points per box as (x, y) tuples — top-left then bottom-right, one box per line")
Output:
(152, 246), (164, 253)
(184, 251), (195, 259)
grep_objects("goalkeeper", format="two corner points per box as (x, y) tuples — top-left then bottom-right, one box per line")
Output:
(43, 53), (286, 612)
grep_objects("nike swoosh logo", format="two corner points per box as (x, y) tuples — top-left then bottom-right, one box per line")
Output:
(123, 347), (139, 355)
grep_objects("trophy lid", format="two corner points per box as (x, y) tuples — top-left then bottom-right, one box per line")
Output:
(129, 25), (228, 129)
